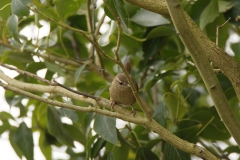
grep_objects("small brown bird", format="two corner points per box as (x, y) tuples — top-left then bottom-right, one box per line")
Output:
(109, 62), (138, 115)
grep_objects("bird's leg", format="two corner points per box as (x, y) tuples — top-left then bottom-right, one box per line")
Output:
(110, 100), (115, 110)
(130, 105), (136, 116)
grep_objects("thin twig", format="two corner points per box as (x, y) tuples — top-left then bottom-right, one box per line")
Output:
(54, 80), (96, 99)
(71, 34), (80, 59)
(114, 17), (122, 59)
(139, 67), (149, 89)
(0, 63), (96, 99)
(216, 17), (231, 46)
(59, 28), (70, 57)
(93, 14), (106, 70)
(0, 63), (53, 85)
(186, 60), (222, 73)
(103, 2), (121, 60)
(86, 0), (92, 32)
(0, 41), (114, 82)
(95, 13), (106, 37)
(0, 3), (11, 11)
(29, 5), (118, 64)
(186, 18), (230, 72)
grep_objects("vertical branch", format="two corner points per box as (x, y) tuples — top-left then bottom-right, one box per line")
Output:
(114, 17), (121, 60)
(94, 13), (106, 69)
(165, 0), (240, 146)
(95, 14), (106, 37)
(90, 0), (96, 63)
(86, 0), (92, 33)
(103, 2), (121, 60)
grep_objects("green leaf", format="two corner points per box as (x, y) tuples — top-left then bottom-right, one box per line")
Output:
(141, 37), (167, 69)
(144, 70), (176, 92)
(93, 114), (119, 146)
(74, 64), (87, 82)
(91, 138), (107, 158)
(0, 111), (15, 120)
(39, 131), (52, 160)
(163, 93), (187, 121)
(224, 0), (240, 25)
(25, 62), (46, 73)
(103, 152), (115, 160)
(0, 120), (11, 135)
(63, 123), (86, 144)
(9, 129), (23, 159)
(231, 42), (240, 63)
(224, 87), (236, 101)
(191, 109), (230, 140)
(14, 122), (34, 160)
(164, 143), (190, 160)
(131, 9), (170, 27)
(59, 108), (79, 123)
(112, 130), (130, 160)
(1, 50), (33, 66)
(182, 88), (200, 108)
(53, 0), (84, 20)
(177, 123), (202, 142)
(135, 146), (159, 160)
(205, 14), (229, 49)
(218, 1), (233, 13)
(200, 0), (219, 30)
(112, 142), (129, 160)
(83, 113), (95, 137)
(32, 0), (59, 20)
(152, 102), (168, 128)
(86, 134), (98, 160)
(146, 26), (175, 39)
(5, 94), (26, 117)
(105, 0), (130, 34)
(7, 14), (20, 43)
(145, 139), (161, 150)
(224, 145), (240, 154)
(45, 61), (65, 77)
(98, 21), (117, 46)
(47, 106), (75, 147)
(32, 102), (48, 132)
(11, 0), (31, 17)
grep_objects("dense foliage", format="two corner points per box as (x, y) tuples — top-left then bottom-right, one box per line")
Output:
(0, 0), (240, 159)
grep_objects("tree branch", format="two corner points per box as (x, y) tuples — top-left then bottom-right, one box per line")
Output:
(165, 0), (240, 146)
(0, 68), (218, 159)
(104, 1), (152, 119)
(0, 41), (114, 82)
(125, 0), (240, 103)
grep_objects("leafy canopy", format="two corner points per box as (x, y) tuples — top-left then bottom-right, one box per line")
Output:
(0, 0), (240, 159)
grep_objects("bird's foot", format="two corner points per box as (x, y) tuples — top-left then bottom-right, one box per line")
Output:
(110, 100), (115, 110)
(130, 106), (136, 116)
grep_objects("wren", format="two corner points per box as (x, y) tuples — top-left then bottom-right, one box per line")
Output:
(109, 62), (138, 115)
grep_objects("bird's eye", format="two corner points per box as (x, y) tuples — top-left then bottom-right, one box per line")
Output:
(116, 78), (123, 85)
